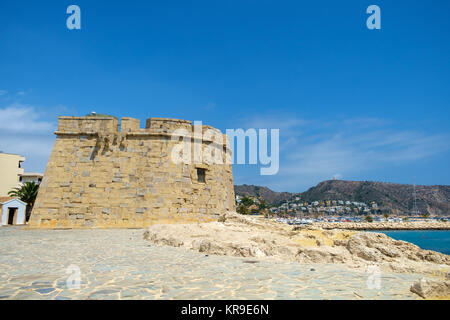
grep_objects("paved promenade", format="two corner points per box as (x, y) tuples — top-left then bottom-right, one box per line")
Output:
(0, 227), (421, 300)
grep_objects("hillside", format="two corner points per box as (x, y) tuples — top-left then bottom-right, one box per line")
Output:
(234, 180), (450, 216)
(234, 184), (296, 205)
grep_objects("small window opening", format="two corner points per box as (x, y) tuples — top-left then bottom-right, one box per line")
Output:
(197, 168), (206, 183)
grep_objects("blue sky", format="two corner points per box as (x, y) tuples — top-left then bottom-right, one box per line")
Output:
(0, 0), (449, 192)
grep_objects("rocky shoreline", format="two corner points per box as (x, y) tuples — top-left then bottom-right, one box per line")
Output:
(144, 212), (450, 299)
(312, 221), (450, 231)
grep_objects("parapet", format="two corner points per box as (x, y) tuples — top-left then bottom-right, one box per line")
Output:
(121, 117), (141, 132)
(146, 118), (192, 130)
(55, 116), (230, 147)
(57, 116), (119, 134)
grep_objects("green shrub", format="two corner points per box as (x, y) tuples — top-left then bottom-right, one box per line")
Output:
(237, 204), (249, 215)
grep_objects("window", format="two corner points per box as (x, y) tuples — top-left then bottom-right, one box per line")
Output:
(197, 168), (206, 183)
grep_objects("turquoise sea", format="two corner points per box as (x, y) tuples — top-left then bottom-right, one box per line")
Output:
(374, 230), (450, 255)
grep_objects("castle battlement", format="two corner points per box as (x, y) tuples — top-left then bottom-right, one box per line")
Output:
(29, 115), (235, 229)
(56, 116), (230, 148)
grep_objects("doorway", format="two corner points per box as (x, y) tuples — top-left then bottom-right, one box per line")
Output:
(7, 208), (17, 225)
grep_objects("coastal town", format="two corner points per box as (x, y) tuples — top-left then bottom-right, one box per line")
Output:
(235, 194), (449, 225)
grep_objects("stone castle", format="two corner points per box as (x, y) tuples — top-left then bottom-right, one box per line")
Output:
(29, 115), (235, 228)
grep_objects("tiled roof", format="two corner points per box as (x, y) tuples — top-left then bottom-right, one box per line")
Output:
(0, 197), (16, 203)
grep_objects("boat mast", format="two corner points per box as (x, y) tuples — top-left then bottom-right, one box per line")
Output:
(412, 182), (420, 216)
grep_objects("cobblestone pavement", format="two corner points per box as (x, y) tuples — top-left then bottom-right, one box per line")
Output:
(0, 227), (422, 300)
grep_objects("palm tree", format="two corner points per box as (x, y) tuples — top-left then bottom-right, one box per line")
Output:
(8, 181), (40, 222)
(240, 196), (254, 207)
(383, 213), (389, 221)
(258, 199), (268, 211)
(237, 204), (249, 215)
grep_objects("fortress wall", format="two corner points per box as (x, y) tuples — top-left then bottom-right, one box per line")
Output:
(121, 117), (141, 132)
(29, 116), (235, 229)
(58, 116), (119, 133)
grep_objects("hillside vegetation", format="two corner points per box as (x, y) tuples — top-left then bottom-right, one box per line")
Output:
(235, 180), (450, 216)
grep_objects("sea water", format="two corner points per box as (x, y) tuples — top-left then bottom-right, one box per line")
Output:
(374, 230), (450, 255)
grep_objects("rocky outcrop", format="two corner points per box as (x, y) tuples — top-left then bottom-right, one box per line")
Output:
(314, 221), (449, 230)
(345, 232), (448, 264)
(410, 278), (450, 299)
(144, 212), (450, 282)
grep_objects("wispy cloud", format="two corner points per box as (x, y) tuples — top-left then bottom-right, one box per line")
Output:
(283, 130), (448, 174)
(0, 104), (56, 172)
(242, 114), (308, 132)
(0, 104), (55, 134)
(234, 113), (450, 191)
(0, 90), (7, 96)
(342, 117), (392, 128)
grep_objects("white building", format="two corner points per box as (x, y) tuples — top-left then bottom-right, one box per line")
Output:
(0, 197), (27, 226)
(20, 172), (43, 185)
(0, 152), (25, 197)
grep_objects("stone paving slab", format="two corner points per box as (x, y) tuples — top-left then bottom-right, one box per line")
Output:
(0, 227), (421, 300)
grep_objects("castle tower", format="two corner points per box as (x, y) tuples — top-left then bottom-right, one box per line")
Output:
(28, 115), (235, 228)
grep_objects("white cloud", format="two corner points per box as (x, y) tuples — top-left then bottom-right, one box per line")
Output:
(281, 128), (449, 177)
(242, 114), (308, 133)
(342, 117), (391, 128)
(0, 90), (7, 96)
(0, 104), (55, 134)
(0, 104), (56, 173)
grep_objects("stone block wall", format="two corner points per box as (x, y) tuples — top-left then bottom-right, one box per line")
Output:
(28, 116), (235, 228)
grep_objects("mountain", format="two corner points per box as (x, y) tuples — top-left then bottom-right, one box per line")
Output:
(234, 180), (450, 216)
(300, 180), (450, 215)
(234, 184), (297, 205)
